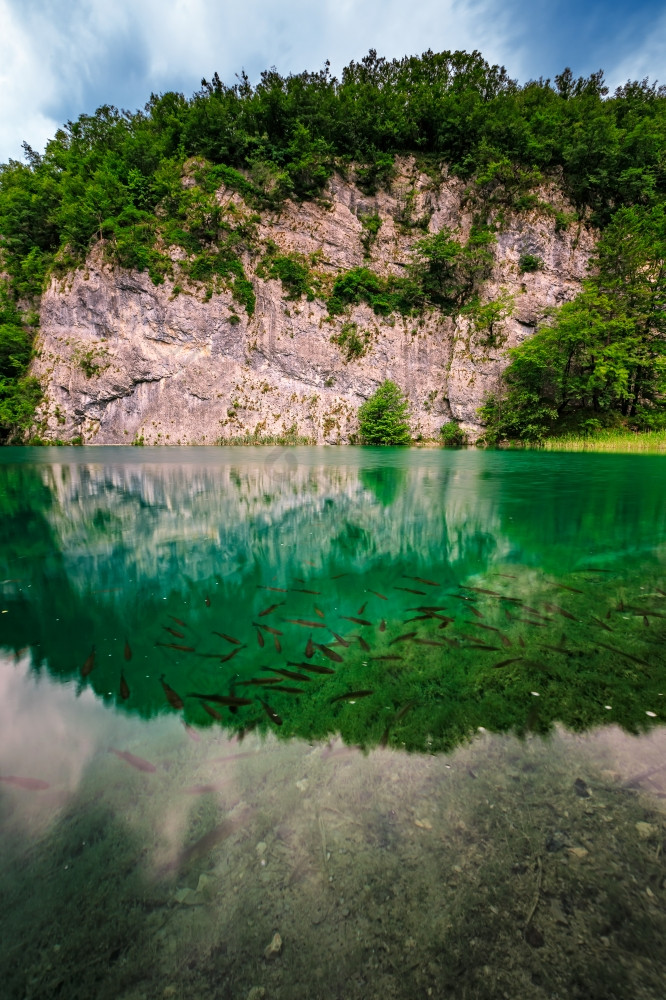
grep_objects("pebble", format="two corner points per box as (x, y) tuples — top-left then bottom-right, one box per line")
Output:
(567, 846), (588, 859)
(256, 842), (267, 856)
(264, 932), (282, 960)
(246, 989), (266, 1000)
(414, 819), (432, 830)
(635, 821), (658, 840)
(295, 779), (308, 792)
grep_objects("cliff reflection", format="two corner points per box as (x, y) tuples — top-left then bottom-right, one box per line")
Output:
(0, 448), (665, 751)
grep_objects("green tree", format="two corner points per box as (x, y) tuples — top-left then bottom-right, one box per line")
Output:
(358, 380), (411, 444)
(480, 205), (666, 440)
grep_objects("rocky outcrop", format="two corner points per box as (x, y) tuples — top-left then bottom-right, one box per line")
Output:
(32, 159), (595, 444)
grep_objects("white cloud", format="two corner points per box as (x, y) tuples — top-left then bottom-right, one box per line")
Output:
(0, 0), (519, 162)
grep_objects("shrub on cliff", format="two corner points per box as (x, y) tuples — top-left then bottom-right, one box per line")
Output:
(358, 380), (411, 445)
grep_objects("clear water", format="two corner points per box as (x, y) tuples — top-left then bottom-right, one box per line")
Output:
(0, 446), (664, 1000)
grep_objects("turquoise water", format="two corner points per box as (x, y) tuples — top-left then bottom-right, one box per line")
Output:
(0, 447), (664, 999)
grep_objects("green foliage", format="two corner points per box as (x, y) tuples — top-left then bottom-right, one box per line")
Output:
(327, 267), (422, 316)
(463, 290), (514, 348)
(518, 253), (542, 272)
(440, 421), (468, 446)
(480, 205), (666, 441)
(410, 226), (496, 311)
(359, 212), (382, 257)
(331, 321), (370, 361)
(256, 242), (318, 300)
(0, 284), (41, 441)
(358, 380), (411, 444)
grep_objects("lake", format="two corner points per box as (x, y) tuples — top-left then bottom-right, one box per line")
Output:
(0, 446), (664, 1000)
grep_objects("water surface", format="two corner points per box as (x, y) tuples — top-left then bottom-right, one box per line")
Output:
(1, 447), (664, 999)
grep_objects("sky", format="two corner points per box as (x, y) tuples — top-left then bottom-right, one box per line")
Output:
(1, 0), (665, 163)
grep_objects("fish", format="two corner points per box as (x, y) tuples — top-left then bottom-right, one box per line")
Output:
(258, 586), (288, 593)
(540, 644), (574, 655)
(357, 635), (371, 652)
(183, 724), (201, 742)
(469, 623), (500, 634)
(237, 678), (283, 687)
(287, 660), (336, 675)
(644, 616), (650, 627)
(273, 635), (282, 654)
(466, 644), (502, 651)
(109, 748), (157, 773)
(160, 675), (184, 710)
(254, 622), (284, 635)
(368, 590), (388, 600)
(258, 699), (283, 726)
(329, 630), (351, 648)
(163, 626), (185, 639)
(330, 573), (348, 580)
(405, 575), (440, 586)
(0, 775), (50, 791)
(220, 646), (245, 663)
(496, 573), (517, 579)
(357, 601), (368, 615)
(305, 635), (315, 659)
(314, 607), (326, 619)
(579, 567), (612, 573)
(518, 636), (526, 648)
(394, 587), (427, 595)
(543, 603), (577, 621)
(268, 685), (305, 695)
(81, 645), (96, 677)
(341, 616), (372, 626)
(213, 631), (242, 645)
(548, 582), (583, 594)
(492, 657), (524, 668)
(201, 702), (223, 721)
(590, 616), (613, 633)
(595, 642), (649, 667)
(313, 643), (344, 663)
(390, 632), (417, 644)
(259, 603), (285, 617)
(284, 619), (327, 629)
(465, 606), (484, 619)
(170, 616), (187, 627)
(626, 606), (666, 618)
(461, 587), (504, 597)
(510, 618), (547, 627)
(188, 693), (253, 707)
(256, 629), (265, 648)
(380, 700), (416, 746)
(370, 655), (404, 661)
(330, 690), (374, 703)
(500, 635), (512, 648)
(262, 667), (311, 682)
(205, 596), (211, 607)
(124, 638), (132, 661)
(120, 671), (130, 700)
(155, 642), (196, 652)
(292, 589), (321, 595)
(404, 614), (436, 623)
(412, 639), (446, 647)
(379, 619), (386, 632)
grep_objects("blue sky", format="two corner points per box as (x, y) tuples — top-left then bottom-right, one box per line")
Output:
(1, 0), (665, 163)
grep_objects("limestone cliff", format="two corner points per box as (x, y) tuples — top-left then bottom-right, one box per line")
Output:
(32, 159), (595, 444)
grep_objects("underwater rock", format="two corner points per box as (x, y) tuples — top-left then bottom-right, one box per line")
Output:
(246, 989), (266, 1000)
(264, 932), (282, 960)
(635, 822), (658, 840)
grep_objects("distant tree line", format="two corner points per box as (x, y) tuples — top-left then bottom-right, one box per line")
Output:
(1, 48), (665, 441)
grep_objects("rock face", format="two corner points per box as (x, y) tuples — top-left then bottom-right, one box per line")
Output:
(32, 159), (595, 444)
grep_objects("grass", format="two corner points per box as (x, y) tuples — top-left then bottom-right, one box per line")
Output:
(528, 429), (666, 453)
